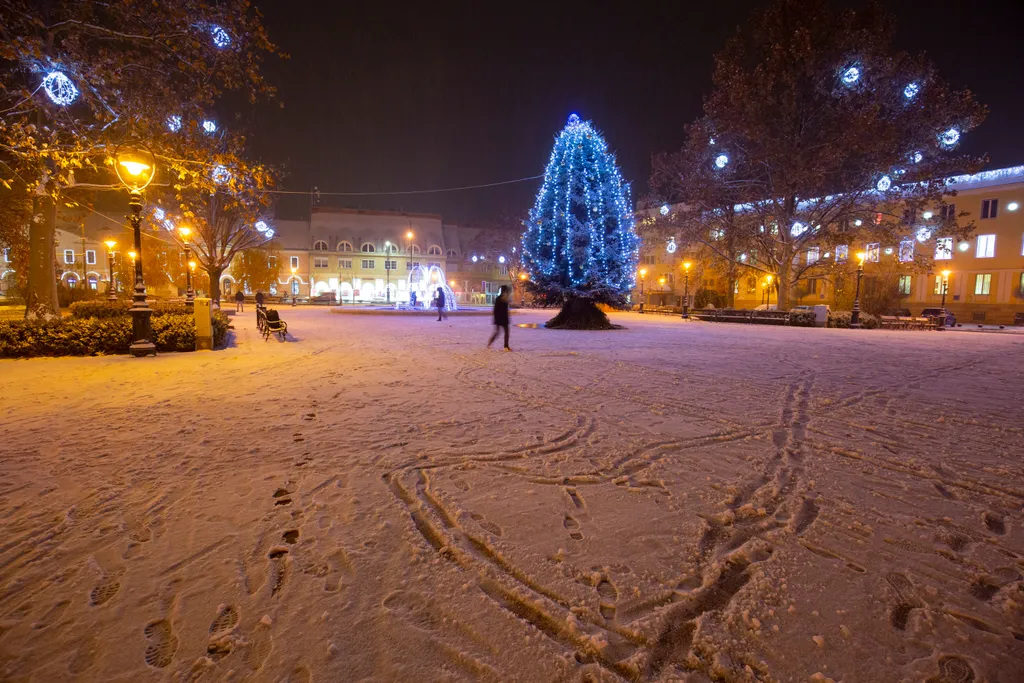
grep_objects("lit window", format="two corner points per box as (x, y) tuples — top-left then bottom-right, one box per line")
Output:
(866, 243), (880, 262)
(337, 241), (353, 252)
(85, 250), (96, 265)
(933, 275), (945, 295)
(898, 275), (912, 295)
(835, 245), (848, 262)
(976, 234), (995, 258)
(64, 249), (75, 264)
(427, 245), (442, 256)
(289, 256), (299, 269)
(338, 259), (352, 269)
(360, 243), (375, 253)
(313, 240), (328, 251)
(88, 276), (98, 290)
(981, 199), (999, 220)
(974, 273), (991, 295)
(361, 259), (375, 269)
(935, 237), (953, 260)
(806, 247), (820, 264)
(898, 238), (915, 263)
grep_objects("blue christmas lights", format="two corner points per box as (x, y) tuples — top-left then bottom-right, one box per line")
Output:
(211, 164), (230, 184)
(876, 175), (892, 192)
(211, 25), (231, 48)
(42, 71), (78, 105)
(904, 82), (919, 100)
(666, 238), (677, 254)
(714, 154), (729, 169)
(915, 227), (932, 243)
(167, 115), (182, 132)
(521, 114), (639, 297)
(202, 120), (217, 134)
(912, 151), (923, 164)
(659, 204), (670, 216)
(841, 66), (860, 86)
(939, 127), (960, 148)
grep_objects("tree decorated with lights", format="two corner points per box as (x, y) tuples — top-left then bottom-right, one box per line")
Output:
(650, 0), (986, 311)
(522, 114), (640, 329)
(0, 0), (280, 319)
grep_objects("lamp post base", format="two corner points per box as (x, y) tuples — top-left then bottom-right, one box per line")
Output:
(129, 302), (156, 357)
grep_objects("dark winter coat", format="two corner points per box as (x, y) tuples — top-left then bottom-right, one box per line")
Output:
(235, 291), (244, 302)
(255, 292), (265, 305)
(436, 290), (445, 308)
(493, 295), (510, 326)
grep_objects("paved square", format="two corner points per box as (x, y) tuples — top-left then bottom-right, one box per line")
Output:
(1, 310), (1022, 682)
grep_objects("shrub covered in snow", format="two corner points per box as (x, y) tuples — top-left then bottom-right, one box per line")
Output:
(0, 312), (228, 357)
(69, 300), (191, 319)
(788, 310), (817, 327)
(827, 310), (878, 329)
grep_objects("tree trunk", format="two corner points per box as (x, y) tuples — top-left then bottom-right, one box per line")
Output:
(776, 245), (794, 311)
(25, 194), (59, 321)
(207, 265), (224, 306)
(544, 296), (619, 330)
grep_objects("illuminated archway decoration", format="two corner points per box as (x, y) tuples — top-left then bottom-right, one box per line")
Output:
(407, 264), (457, 311)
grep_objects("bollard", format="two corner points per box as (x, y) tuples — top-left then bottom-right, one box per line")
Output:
(195, 297), (213, 350)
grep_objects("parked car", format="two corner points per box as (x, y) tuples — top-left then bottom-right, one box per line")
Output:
(921, 307), (955, 326)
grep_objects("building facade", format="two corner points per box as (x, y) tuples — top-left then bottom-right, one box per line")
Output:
(641, 165), (1024, 324)
(221, 207), (513, 305)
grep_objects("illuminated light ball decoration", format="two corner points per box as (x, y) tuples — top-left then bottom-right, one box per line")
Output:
(939, 127), (960, 148)
(659, 204), (670, 216)
(520, 113), (640, 296)
(714, 154), (729, 169)
(255, 220), (269, 233)
(211, 25), (231, 48)
(904, 82), (920, 100)
(202, 120), (217, 134)
(957, 241), (970, 252)
(471, 255), (478, 263)
(167, 115), (182, 132)
(498, 255), (506, 264)
(666, 238), (677, 254)
(922, 211), (933, 219)
(915, 227), (933, 243)
(1008, 202), (1020, 211)
(153, 208), (166, 221)
(912, 151), (923, 164)
(211, 164), (230, 184)
(42, 71), (79, 105)
(884, 247), (894, 255)
(709, 137), (716, 145)
(876, 175), (892, 192)
(841, 65), (860, 86)
(791, 222), (808, 237)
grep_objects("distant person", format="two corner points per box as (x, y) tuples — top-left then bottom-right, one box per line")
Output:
(410, 291), (417, 309)
(436, 287), (447, 321)
(234, 290), (244, 313)
(487, 285), (511, 351)
(255, 291), (265, 307)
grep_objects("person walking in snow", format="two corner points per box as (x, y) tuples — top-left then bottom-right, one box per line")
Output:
(234, 289), (244, 313)
(435, 287), (447, 321)
(487, 285), (512, 351)
(255, 291), (265, 308)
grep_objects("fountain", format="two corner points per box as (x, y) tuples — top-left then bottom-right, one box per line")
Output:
(405, 264), (457, 311)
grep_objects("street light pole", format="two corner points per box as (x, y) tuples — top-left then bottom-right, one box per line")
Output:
(850, 252), (866, 329)
(638, 268), (647, 312)
(103, 238), (117, 301)
(766, 275), (773, 309)
(385, 241), (392, 303)
(114, 144), (157, 357)
(940, 269), (950, 311)
(179, 226), (194, 310)
(682, 262), (692, 318)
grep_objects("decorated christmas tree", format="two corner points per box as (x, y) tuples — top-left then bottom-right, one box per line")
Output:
(522, 114), (640, 329)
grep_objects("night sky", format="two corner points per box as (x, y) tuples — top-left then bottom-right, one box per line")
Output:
(249, 0), (1024, 224)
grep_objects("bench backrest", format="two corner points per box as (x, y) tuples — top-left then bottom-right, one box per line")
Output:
(265, 309), (281, 322)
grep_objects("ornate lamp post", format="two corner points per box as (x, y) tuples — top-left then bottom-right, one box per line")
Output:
(940, 269), (950, 311)
(765, 275), (773, 308)
(178, 226), (195, 309)
(681, 261), (692, 318)
(850, 252), (866, 329)
(638, 267), (647, 312)
(103, 236), (118, 302)
(114, 144), (157, 356)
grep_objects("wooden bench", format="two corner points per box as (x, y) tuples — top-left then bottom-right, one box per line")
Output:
(880, 316), (938, 330)
(257, 307), (288, 341)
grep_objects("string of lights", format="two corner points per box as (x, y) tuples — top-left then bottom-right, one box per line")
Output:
(262, 174), (544, 197)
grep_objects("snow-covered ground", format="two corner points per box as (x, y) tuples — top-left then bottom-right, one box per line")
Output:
(1, 308), (1022, 683)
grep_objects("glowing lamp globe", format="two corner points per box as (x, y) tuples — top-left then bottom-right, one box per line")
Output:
(113, 144), (157, 192)
(104, 238), (117, 250)
(178, 226), (191, 241)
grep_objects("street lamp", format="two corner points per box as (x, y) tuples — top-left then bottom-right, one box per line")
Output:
(178, 226), (195, 309)
(940, 269), (951, 316)
(385, 240), (393, 303)
(765, 275), (774, 308)
(113, 143), (157, 356)
(103, 236), (117, 301)
(638, 267), (648, 312)
(681, 261), (692, 319)
(850, 252), (866, 328)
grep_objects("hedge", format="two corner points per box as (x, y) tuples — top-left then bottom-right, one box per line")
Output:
(0, 311), (229, 358)
(69, 300), (191, 319)
(788, 311), (817, 327)
(827, 310), (879, 329)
